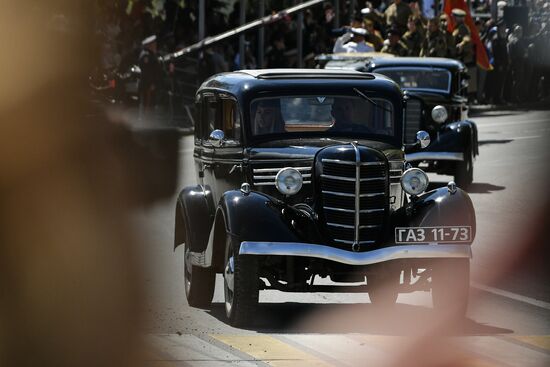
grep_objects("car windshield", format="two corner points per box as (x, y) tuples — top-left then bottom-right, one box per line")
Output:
(374, 67), (451, 93)
(250, 95), (394, 137)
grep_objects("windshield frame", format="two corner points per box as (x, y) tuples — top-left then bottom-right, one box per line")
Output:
(373, 67), (452, 94)
(245, 93), (399, 146)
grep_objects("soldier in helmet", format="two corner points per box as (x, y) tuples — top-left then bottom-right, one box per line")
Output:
(420, 17), (448, 57)
(381, 27), (409, 56)
(439, 13), (456, 58)
(451, 9), (474, 65)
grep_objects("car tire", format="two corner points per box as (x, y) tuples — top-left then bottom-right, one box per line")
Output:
(368, 269), (400, 307)
(455, 147), (474, 188)
(224, 234), (259, 327)
(431, 259), (470, 320)
(183, 225), (215, 308)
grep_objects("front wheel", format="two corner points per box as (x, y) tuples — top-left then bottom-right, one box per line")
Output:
(431, 259), (470, 320)
(184, 245), (216, 308)
(455, 148), (474, 188)
(224, 235), (259, 326)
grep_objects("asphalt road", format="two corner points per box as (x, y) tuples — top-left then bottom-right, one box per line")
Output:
(133, 108), (550, 366)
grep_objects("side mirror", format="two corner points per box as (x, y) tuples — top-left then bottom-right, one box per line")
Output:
(209, 129), (225, 148)
(416, 130), (430, 149)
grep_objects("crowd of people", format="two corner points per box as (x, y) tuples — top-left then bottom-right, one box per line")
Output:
(95, 0), (550, 109)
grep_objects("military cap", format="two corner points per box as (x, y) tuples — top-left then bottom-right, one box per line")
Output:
(451, 8), (467, 17)
(142, 35), (157, 46)
(350, 27), (368, 36)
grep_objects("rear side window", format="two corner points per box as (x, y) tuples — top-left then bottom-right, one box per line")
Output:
(221, 98), (241, 144)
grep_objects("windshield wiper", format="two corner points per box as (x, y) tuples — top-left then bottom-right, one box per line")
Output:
(352, 88), (392, 113)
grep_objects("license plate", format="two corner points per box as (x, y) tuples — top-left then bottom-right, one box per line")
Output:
(395, 226), (472, 244)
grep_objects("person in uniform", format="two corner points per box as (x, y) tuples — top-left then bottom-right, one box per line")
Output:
(451, 9), (474, 65)
(333, 27), (374, 53)
(439, 13), (456, 58)
(420, 17), (448, 57)
(381, 27), (409, 56)
(138, 35), (163, 116)
(402, 15), (424, 56)
(364, 19), (385, 51)
(384, 0), (413, 34)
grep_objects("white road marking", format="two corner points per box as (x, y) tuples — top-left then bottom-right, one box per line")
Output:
(472, 283), (550, 310)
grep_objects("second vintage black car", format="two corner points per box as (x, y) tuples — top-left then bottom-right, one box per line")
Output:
(175, 69), (476, 326)
(320, 54), (479, 188)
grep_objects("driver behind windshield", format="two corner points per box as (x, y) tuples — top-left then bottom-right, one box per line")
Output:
(252, 99), (285, 135)
(329, 98), (356, 131)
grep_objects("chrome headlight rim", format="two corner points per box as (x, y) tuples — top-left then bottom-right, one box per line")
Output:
(400, 167), (429, 196)
(275, 167), (303, 196)
(431, 105), (448, 123)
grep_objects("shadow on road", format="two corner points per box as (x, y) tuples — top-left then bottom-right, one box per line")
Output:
(478, 139), (514, 146)
(207, 301), (512, 336)
(428, 182), (505, 194)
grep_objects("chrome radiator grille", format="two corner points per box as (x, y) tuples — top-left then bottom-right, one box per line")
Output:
(405, 98), (422, 143)
(252, 163), (312, 187)
(320, 151), (388, 249)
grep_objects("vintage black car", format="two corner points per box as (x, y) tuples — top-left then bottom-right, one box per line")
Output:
(175, 69), (476, 326)
(319, 54), (479, 187)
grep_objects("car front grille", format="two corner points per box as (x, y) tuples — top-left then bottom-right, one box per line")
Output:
(320, 153), (388, 249)
(252, 162), (312, 187)
(405, 98), (422, 143)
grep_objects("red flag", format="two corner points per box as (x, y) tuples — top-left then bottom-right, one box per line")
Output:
(443, 0), (493, 70)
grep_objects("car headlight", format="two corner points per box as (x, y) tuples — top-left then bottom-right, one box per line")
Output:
(401, 168), (429, 196)
(431, 105), (448, 123)
(275, 168), (303, 195)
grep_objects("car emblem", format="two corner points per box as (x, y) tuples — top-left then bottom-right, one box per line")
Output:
(316, 96), (326, 103)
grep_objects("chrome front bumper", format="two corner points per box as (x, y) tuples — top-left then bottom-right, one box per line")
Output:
(239, 242), (471, 266)
(405, 152), (464, 162)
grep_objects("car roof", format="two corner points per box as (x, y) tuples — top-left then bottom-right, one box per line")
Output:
(368, 57), (465, 71)
(199, 68), (401, 97)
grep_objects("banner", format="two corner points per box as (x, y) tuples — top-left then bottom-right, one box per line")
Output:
(443, 0), (493, 70)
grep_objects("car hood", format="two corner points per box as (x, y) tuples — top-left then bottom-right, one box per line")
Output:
(405, 90), (450, 105)
(247, 138), (403, 161)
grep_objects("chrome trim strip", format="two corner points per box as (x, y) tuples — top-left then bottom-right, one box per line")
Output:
(321, 174), (384, 183)
(321, 174), (355, 182)
(322, 158), (384, 166)
(322, 191), (385, 198)
(334, 239), (375, 245)
(359, 224), (381, 229)
(253, 166), (311, 173)
(353, 143), (361, 246)
(254, 181), (311, 186)
(239, 242), (472, 265)
(254, 173), (311, 180)
(324, 206), (354, 213)
(327, 222), (354, 229)
(360, 208), (384, 213)
(405, 152), (464, 162)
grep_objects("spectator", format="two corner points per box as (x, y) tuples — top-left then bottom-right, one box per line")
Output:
(266, 33), (288, 68)
(138, 35), (162, 116)
(451, 9), (474, 65)
(488, 20), (509, 104)
(439, 13), (456, 58)
(402, 15), (424, 56)
(384, 0), (412, 34)
(364, 18), (385, 51)
(420, 17), (448, 57)
(333, 27), (374, 53)
(381, 27), (409, 56)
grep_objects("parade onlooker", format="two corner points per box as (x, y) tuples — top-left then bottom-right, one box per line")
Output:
(451, 9), (474, 65)
(488, 20), (509, 104)
(364, 19), (385, 51)
(439, 13), (456, 58)
(384, 0), (413, 34)
(138, 35), (162, 115)
(333, 27), (374, 53)
(266, 33), (288, 68)
(402, 15), (424, 56)
(381, 27), (409, 56)
(420, 18), (448, 57)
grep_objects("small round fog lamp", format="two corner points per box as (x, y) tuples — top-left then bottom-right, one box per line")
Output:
(275, 168), (303, 195)
(400, 168), (429, 196)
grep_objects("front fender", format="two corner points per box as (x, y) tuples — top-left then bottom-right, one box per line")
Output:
(426, 120), (475, 154)
(175, 185), (215, 251)
(405, 186), (476, 243)
(218, 190), (302, 242)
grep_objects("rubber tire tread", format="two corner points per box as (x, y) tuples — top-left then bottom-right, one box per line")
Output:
(227, 236), (259, 327)
(431, 259), (470, 320)
(455, 147), (473, 189)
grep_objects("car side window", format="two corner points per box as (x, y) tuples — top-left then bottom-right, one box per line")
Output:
(221, 98), (241, 145)
(203, 94), (219, 141)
